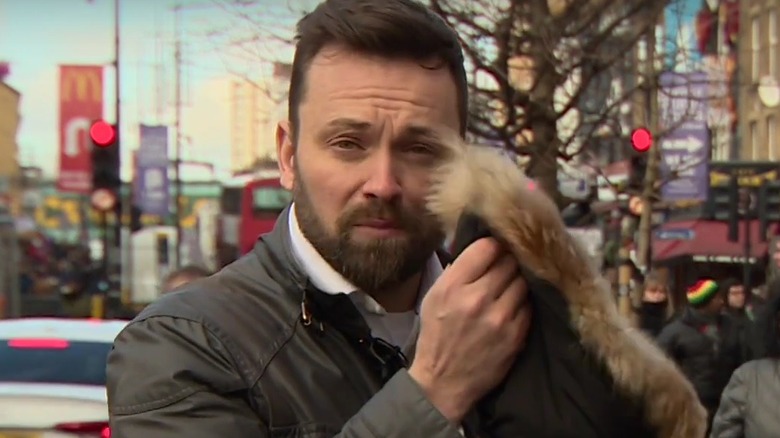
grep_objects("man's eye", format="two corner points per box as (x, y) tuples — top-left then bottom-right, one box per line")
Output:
(332, 140), (362, 150)
(407, 144), (434, 155)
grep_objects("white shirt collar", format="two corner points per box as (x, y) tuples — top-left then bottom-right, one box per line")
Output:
(287, 203), (442, 315)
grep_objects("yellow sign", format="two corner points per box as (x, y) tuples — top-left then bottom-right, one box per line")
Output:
(34, 196), (89, 229)
(0, 432), (41, 438)
(60, 66), (102, 103)
(710, 170), (777, 187)
(34, 195), (216, 230)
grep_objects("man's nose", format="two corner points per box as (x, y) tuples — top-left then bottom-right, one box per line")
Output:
(361, 150), (402, 201)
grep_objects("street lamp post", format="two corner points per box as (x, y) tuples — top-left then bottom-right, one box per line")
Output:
(170, 1), (217, 268)
(737, 187), (755, 292)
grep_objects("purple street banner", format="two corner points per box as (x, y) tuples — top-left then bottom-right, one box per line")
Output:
(135, 125), (170, 216)
(658, 71), (710, 202)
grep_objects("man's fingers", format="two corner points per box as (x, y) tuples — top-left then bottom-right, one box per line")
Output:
(444, 237), (505, 284)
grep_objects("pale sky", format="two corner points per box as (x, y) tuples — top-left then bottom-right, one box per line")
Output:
(0, 0), (304, 179)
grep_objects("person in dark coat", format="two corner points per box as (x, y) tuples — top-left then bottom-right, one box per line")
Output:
(720, 277), (758, 322)
(719, 277), (758, 361)
(105, 2), (534, 437)
(657, 279), (745, 432)
(633, 272), (675, 337)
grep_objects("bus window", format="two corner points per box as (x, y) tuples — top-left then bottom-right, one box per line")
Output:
(221, 187), (243, 215)
(252, 187), (292, 215)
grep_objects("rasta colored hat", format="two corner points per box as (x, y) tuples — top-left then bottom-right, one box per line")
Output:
(687, 279), (719, 307)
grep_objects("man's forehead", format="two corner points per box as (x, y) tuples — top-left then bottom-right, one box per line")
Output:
(304, 44), (456, 91)
(309, 43), (443, 68)
(320, 117), (446, 136)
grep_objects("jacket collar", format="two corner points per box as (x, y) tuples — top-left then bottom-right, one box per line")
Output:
(249, 206), (409, 383)
(249, 206), (381, 338)
(250, 205), (310, 291)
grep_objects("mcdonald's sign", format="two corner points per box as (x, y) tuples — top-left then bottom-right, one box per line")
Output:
(57, 65), (104, 194)
(60, 66), (103, 103)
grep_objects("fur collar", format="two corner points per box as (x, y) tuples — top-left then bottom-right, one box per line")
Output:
(426, 138), (708, 438)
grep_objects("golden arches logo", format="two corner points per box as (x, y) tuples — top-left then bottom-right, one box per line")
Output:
(60, 67), (102, 103)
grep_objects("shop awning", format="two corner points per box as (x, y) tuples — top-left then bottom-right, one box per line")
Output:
(652, 220), (778, 264)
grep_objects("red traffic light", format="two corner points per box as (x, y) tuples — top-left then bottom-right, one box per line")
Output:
(631, 127), (652, 152)
(90, 120), (116, 147)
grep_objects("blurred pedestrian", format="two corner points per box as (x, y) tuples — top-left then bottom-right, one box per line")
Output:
(633, 271), (675, 337)
(162, 265), (210, 292)
(720, 278), (757, 322)
(657, 278), (746, 432)
(710, 280), (780, 437)
(720, 277), (759, 361)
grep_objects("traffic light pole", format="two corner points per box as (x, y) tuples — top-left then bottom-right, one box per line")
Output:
(101, 211), (110, 275)
(174, 4), (183, 269)
(743, 212), (752, 291)
(114, 0), (126, 290)
(635, 24), (661, 272)
(737, 187), (755, 292)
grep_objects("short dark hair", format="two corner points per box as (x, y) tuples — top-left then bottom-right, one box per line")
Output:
(718, 277), (741, 296)
(163, 265), (210, 289)
(288, 0), (468, 138)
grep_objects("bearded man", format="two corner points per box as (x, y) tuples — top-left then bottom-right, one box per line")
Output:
(106, 1), (530, 436)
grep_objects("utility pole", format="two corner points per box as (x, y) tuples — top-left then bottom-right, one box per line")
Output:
(636, 20), (662, 272)
(174, 4), (183, 269)
(113, 0), (129, 312)
(618, 15), (662, 316)
(737, 187), (754, 292)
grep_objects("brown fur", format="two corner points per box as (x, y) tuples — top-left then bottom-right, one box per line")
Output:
(426, 137), (708, 438)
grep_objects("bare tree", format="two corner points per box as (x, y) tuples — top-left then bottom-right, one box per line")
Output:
(427, 0), (678, 205)
(204, 0), (311, 104)
(207, 0), (723, 206)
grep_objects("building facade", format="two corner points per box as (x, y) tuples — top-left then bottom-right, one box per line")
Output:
(229, 62), (293, 174)
(253, 62), (292, 167)
(0, 80), (21, 214)
(738, 0), (779, 161)
(229, 80), (262, 174)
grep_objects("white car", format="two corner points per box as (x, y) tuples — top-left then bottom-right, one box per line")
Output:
(0, 318), (127, 438)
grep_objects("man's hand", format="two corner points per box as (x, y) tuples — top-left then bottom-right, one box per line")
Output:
(409, 238), (531, 423)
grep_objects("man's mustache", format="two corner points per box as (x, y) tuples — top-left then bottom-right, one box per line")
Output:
(340, 201), (416, 231)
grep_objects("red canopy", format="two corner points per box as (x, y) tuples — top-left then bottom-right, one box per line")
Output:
(652, 220), (778, 264)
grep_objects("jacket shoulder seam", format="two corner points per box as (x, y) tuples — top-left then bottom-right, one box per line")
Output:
(110, 385), (205, 415)
(131, 313), (258, 389)
(248, 306), (301, 387)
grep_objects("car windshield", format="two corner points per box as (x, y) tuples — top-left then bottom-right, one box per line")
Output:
(0, 339), (112, 386)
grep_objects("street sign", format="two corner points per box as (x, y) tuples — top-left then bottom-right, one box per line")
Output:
(655, 228), (695, 240)
(91, 188), (117, 211)
(628, 196), (644, 215)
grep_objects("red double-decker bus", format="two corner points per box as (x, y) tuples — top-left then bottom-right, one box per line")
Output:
(216, 172), (292, 268)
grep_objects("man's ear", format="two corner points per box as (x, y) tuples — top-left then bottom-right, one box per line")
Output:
(276, 120), (295, 190)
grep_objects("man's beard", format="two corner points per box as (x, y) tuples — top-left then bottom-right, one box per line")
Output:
(293, 173), (444, 294)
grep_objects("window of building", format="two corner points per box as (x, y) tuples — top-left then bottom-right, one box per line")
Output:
(752, 16), (761, 81)
(714, 128), (731, 161)
(750, 121), (759, 159)
(769, 115), (777, 161)
(770, 10), (778, 77)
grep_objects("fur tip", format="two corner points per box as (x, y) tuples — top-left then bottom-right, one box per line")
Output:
(426, 137), (560, 239)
